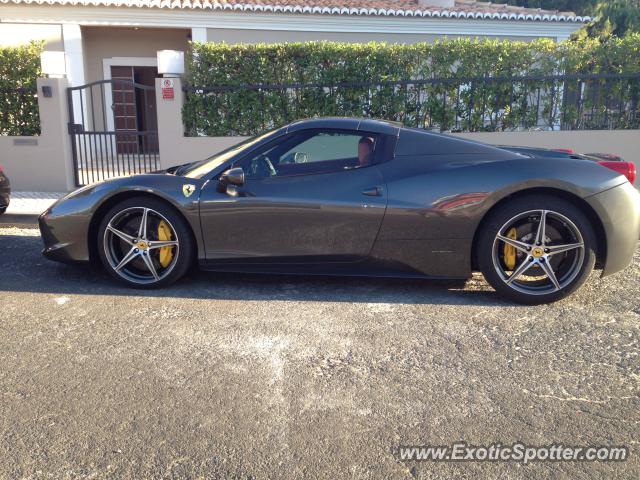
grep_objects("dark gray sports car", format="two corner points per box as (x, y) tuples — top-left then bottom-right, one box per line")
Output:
(39, 118), (640, 304)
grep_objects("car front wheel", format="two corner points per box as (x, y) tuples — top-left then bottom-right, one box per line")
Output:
(477, 195), (597, 304)
(97, 197), (194, 288)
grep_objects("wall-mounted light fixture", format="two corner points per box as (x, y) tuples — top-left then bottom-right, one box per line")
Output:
(40, 51), (67, 78)
(157, 50), (185, 78)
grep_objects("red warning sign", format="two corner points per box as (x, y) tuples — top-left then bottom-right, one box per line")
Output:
(162, 78), (174, 100)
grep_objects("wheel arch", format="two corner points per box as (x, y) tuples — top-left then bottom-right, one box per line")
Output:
(87, 190), (199, 264)
(470, 187), (607, 271)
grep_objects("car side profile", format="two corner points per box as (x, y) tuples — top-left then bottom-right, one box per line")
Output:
(39, 118), (640, 304)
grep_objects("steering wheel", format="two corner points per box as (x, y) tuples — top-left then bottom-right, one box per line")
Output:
(294, 152), (310, 163)
(255, 154), (276, 177)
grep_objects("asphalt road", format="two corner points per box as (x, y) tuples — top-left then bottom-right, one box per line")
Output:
(0, 226), (638, 479)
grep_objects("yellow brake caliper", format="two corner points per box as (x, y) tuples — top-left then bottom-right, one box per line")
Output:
(157, 220), (173, 268)
(504, 227), (518, 270)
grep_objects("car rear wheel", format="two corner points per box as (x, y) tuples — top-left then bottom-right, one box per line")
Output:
(97, 197), (194, 288)
(477, 195), (596, 304)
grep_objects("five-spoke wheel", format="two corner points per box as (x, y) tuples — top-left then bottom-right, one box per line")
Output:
(98, 197), (194, 288)
(478, 196), (596, 304)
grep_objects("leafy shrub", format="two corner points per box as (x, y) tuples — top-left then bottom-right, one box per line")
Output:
(0, 41), (43, 136)
(183, 36), (640, 136)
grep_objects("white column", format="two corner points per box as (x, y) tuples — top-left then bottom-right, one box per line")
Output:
(553, 35), (570, 131)
(156, 76), (184, 169)
(62, 24), (88, 128)
(62, 24), (85, 87)
(36, 77), (77, 191)
(62, 24), (91, 169)
(191, 27), (207, 43)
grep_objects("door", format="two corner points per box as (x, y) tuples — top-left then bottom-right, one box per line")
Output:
(110, 66), (158, 154)
(133, 67), (159, 152)
(198, 129), (389, 263)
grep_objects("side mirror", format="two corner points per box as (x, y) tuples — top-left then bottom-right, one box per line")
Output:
(220, 167), (245, 186)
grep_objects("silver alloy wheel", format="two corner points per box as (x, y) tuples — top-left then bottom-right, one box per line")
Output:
(103, 207), (180, 285)
(491, 209), (585, 296)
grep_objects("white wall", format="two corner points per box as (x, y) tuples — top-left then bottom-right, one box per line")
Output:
(0, 79), (76, 192)
(82, 26), (190, 84)
(155, 77), (246, 168)
(0, 23), (63, 50)
(158, 129), (640, 173)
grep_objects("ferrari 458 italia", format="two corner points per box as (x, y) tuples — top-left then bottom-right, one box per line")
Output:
(39, 118), (640, 304)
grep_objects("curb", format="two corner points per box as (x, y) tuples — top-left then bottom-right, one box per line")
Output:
(0, 213), (40, 228)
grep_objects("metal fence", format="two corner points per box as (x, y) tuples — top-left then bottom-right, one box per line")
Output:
(183, 73), (640, 136)
(67, 79), (160, 186)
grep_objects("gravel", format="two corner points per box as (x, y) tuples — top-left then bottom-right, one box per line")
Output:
(0, 226), (638, 479)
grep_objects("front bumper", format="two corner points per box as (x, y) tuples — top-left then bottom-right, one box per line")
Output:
(0, 180), (10, 212)
(585, 182), (640, 277)
(39, 205), (91, 264)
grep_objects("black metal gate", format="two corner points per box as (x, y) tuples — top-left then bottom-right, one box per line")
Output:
(67, 79), (160, 186)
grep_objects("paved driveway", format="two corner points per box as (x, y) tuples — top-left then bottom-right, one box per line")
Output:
(0, 227), (638, 479)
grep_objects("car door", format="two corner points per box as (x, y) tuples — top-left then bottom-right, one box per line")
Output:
(198, 129), (389, 263)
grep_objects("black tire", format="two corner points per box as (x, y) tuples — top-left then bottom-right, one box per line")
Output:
(476, 195), (596, 305)
(97, 196), (195, 288)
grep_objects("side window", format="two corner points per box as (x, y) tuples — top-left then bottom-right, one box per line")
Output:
(240, 130), (378, 178)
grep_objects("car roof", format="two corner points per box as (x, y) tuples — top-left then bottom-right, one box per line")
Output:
(286, 117), (401, 135)
(283, 118), (525, 158)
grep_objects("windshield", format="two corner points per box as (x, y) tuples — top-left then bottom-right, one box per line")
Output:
(182, 128), (280, 178)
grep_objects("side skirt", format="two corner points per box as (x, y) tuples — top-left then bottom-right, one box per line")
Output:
(198, 257), (470, 280)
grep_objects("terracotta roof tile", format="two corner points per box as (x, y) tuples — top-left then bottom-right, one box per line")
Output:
(0, 0), (590, 22)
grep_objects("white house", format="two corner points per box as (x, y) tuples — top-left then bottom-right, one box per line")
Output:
(1, 0), (588, 90)
(0, 0), (595, 192)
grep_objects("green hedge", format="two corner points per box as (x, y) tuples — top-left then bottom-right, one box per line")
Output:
(183, 36), (640, 136)
(0, 41), (43, 136)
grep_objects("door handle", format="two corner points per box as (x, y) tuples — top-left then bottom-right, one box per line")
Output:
(362, 186), (382, 197)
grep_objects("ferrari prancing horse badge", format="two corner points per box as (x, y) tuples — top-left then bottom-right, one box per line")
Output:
(182, 184), (196, 197)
